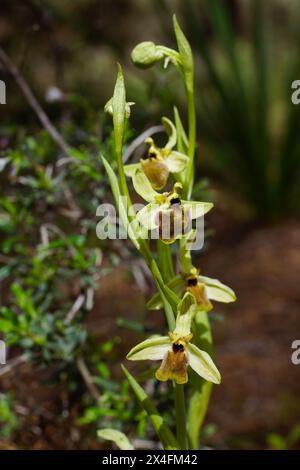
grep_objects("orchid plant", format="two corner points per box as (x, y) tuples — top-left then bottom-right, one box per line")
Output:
(98, 16), (236, 451)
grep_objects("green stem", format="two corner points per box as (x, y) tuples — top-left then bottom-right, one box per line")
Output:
(175, 384), (187, 449)
(185, 88), (196, 200)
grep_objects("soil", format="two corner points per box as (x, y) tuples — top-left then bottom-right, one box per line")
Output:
(202, 213), (300, 449)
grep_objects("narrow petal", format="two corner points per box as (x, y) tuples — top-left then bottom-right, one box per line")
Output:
(133, 169), (159, 202)
(187, 344), (221, 384)
(199, 275), (236, 303)
(124, 163), (141, 177)
(136, 203), (160, 230)
(165, 151), (189, 173)
(182, 201), (213, 220)
(127, 336), (170, 361)
(147, 275), (185, 310)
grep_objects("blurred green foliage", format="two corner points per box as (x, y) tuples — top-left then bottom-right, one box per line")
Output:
(267, 423), (300, 450)
(155, 0), (300, 218)
(0, 394), (19, 438)
(0, 105), (144, 441)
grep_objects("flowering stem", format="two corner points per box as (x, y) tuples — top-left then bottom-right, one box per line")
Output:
(175, 383), (187, 449)
(185, 88), (196, 200)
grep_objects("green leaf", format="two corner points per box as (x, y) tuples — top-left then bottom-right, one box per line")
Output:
(101, 156), (140, 250)
(97, 429), (134, 450)
(173, 14), (194, 90)
(113, 64), (126, 157)
(121, 365), (179, 449)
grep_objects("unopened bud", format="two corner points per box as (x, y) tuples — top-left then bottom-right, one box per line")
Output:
(131, 41), (164, 68)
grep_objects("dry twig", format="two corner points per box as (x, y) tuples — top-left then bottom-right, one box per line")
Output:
(0, 47), (71, 158)
(76, 357), (100, 402)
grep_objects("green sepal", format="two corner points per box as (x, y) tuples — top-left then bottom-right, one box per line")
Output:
(173, 15), (194, 91)
(174, 292), (196, 336)
(199, 275), (236, 303)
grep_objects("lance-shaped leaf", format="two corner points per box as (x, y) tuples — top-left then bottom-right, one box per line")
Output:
(121, 365), (179, 450)
(173, 15), (194, 90)
(102, 156), (139, 250)
(173, 292), (196, 337)
(112, 64), (126, 157)
(97, 429), (134, 450)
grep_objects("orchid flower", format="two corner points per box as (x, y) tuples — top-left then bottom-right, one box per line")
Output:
(147, 267), (236, 312)
(132, 171), (213, 244)
(124, 117), (188, 190)
(127, 293), (220, 385)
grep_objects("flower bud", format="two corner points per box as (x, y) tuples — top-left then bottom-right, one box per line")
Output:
(104, 97), (134, 119)
(131, 41), (164, 68)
